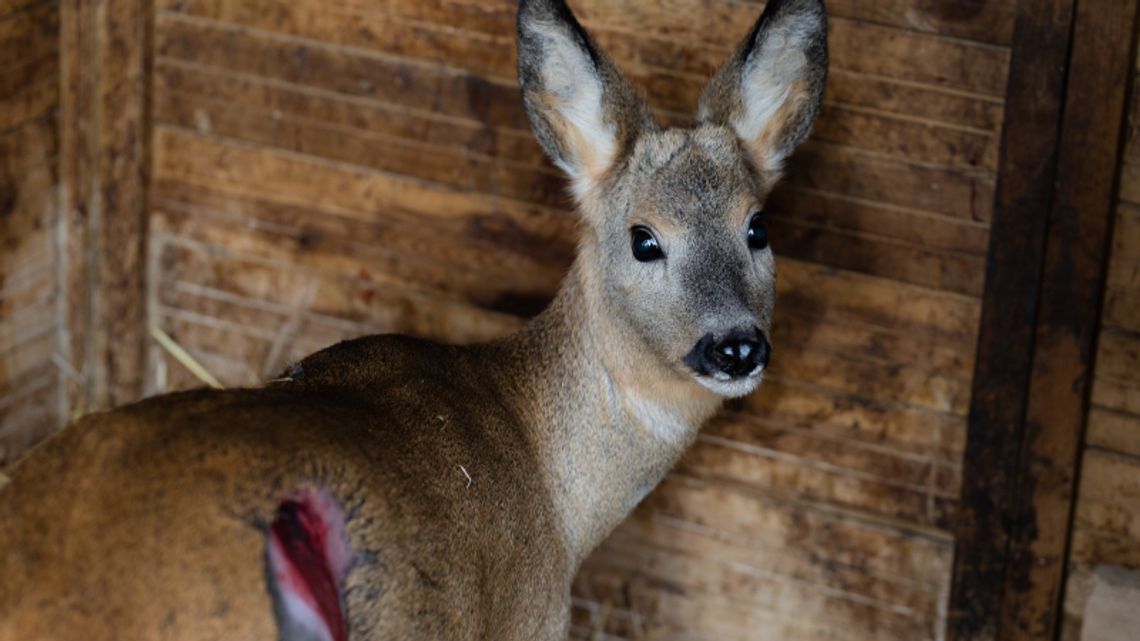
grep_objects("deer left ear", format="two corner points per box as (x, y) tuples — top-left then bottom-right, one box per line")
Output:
(698, 0), (828, 174)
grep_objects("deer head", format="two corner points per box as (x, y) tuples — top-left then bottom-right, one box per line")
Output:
(517, 0), (828, 398)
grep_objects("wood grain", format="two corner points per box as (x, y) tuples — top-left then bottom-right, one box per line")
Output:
(1060, 10), (1140, 641)
(947, 1), (1079, 637)
(998, 0), (1140, 638)
(0, 0), (1041, 637)
(0, 0), (60, 467)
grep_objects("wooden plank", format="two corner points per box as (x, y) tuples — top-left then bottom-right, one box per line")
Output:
(582, 537), (936, 641)
(471, 0), (1019, 47)
(0, 2), (58, 66)
(154, 14), (529, 130)
(0, 51), (58, 132)
(1102, 285), (1140, 333)
(0, 364), (57, 467)
(1, 160), (55, 256)
(0, 326), (55, 387)
(824, 69), (1004, 132)
(150, 68), (995, 295)
(1084, 408), (1140, 459)
(1119, 160), (1140, 204)
(740, 377), (967, 464)
(822, 0), (1017, 46)
(601, 515), (946, 617)
(786, 142), (995, 223)
(59, 0), (156, 412)
(158, 0), (1012, 95)
(152, 237), (525, 345)
(0, 111), (56, 178)
(153, 60), (548, 165)
(946, 0), (1080, 638)
(770, 336), (972, 415)
(768, 216), (986, 296)
(1069, 450), (1140, 570)
(0, 268), (51, 325)
(1105, 257), (1140, 293)
(152, 100), (990, 295)
(683, 430), (958, 529)
(0, 0), (53, 18)
(776, 258), (981, 340)
(1090, 375), (1140, 417)
(769, 309), (976, 381)
(1108, 206), (1140, 260)
(1077, 566), (1140, 641)
(645, 475), (953, 581)
(811, 103), (998, 171)
(151, 9), (1004, 175)
(154, 90), (571, 210)
(583, 414), (958, 639)
(152, 200), (567, 315)
(999, 0), (1140, 637)
(1094, 330), (1140, 385)
(151, 128), (580, 269)
(766, 188), (990, 256)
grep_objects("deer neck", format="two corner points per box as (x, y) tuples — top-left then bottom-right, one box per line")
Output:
(493, 248), (723, 564)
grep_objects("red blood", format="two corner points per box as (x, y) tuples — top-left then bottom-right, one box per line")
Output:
(270, 493), (349, 641)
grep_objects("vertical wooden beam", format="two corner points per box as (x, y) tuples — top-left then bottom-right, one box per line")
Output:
(58, 0), (151, 415)
(949, 0), (1139, 640)
(1000, 1), (1140, 639)
(948, 1), (1078, 638)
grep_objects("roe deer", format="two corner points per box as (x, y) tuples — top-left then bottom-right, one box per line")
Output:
(0, 0), (827, 638)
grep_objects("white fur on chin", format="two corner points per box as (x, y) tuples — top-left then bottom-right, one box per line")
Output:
(693, 366), (765, 398)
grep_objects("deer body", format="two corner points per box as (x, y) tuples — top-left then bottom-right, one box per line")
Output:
(0, 1), (827, 639)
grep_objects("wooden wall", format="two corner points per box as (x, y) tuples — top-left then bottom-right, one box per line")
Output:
(1061, 27), (1140, 641)
(11, 1), (1140, 637)
(145, 1), (1010, 639)
(0, 0), (62, 467)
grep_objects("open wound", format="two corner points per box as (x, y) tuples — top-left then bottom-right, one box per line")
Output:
(266, 488), (354, 641)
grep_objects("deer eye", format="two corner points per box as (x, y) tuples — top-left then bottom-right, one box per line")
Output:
(630, 226), (664, 262)
(747, 212), (769, 250)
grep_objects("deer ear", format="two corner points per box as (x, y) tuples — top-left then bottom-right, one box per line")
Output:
(517, 0), (653, 201)
(698, 0), (827, 174)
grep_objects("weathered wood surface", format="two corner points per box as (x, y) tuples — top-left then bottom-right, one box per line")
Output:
(946, 1), (1080, 638)
(1060, 13), (1140, 641)
(57, 0), (152, 415)
(142, 2), (1009, 638)
(998, 0), (1140, 639)
(0, 0), (61, 466)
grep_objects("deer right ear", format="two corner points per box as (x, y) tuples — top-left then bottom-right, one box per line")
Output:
(517, 0), (653, 203)
(698, 0), (828, 175)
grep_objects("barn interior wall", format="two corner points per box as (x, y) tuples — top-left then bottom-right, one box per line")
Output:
(6, 1), (1107, 639)
(142, 2), (1013, 638)
(0, 0), (62, 467)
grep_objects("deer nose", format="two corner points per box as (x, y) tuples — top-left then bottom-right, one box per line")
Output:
(685, 328), (770, 379)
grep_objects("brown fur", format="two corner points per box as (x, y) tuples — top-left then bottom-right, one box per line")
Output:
(0, 1), (827, 639)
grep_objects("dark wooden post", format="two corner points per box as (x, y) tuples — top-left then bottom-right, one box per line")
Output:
(999, 0), (1140, 639)
(948, 1), (1140, 640)
(58, 0), (152, 414)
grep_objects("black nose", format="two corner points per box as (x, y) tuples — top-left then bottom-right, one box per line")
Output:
(684, 327), (770, 379)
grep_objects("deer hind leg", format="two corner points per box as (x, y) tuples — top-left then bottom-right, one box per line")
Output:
(265, 488), (354, 641)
